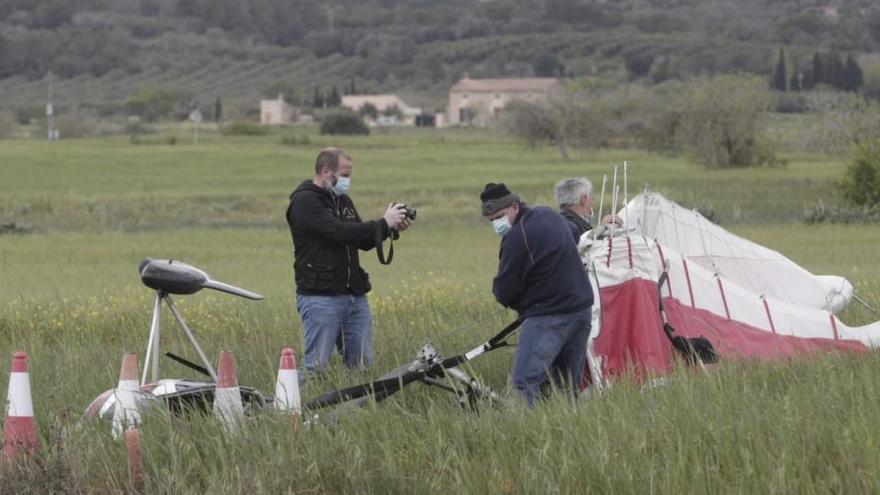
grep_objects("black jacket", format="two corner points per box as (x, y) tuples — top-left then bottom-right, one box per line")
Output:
(493, 206), (593, 319)
(286, 180), (389, 295)
(559, 206), (593, 241)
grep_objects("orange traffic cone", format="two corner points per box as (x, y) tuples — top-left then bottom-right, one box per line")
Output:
(3, 352), (38, 461)
(212, 351), (243, 432)
(274, 348), (301, 422)
(112, 352), (141, 439)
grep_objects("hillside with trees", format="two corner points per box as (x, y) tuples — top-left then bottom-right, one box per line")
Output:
(0, 0), (879, 119)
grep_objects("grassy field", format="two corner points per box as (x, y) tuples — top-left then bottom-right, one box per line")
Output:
(2, 128), (880, 493)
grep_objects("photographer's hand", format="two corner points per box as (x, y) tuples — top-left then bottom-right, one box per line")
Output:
(383, 203), (407, 230)
(397, 217), (412, 231)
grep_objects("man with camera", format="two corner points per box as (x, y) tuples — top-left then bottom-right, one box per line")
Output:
(286, 148), (413, 378)
(480, 182), (593, 405)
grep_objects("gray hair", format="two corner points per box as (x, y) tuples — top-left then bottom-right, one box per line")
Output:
(554, 177), (593, 207)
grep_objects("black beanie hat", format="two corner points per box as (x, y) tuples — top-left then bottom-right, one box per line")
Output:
(480, 182), (519, 216)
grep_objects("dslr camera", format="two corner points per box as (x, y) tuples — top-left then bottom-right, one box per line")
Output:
(400, 204), (417, 221)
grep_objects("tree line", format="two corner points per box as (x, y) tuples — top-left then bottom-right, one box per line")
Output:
(772, 47), (864, 93)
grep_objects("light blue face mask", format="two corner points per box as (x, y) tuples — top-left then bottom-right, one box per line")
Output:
(492, 216), (512, 237)
(332, 176), (351, 195)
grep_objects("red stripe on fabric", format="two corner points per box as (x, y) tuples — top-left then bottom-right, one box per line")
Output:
(763, 298), (777, 334)
(830, 314), (840, 341)
(655, 243), (671, 298)
(682, 258), (695, 308)
(716, 277), (731, 320)
(626, 237), (633, 269)
(606, 236), (613, 268)
(656, 243), (667, 269)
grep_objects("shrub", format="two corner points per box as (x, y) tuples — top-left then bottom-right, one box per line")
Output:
(54, 115), (97, 139)
(280, 133), (311, 146)
(221, 121), (270, 136)
(839, 140), (880, 207)
(804, 203), (880, 224)
(681, 75), (778, 168)
(320, 110), (369, 135)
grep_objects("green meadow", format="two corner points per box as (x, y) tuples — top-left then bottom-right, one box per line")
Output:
(2, 128), (880, 493)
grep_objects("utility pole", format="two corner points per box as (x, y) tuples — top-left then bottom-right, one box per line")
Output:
(46, 71), (56, 141)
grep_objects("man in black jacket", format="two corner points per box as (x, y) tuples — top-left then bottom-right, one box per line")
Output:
(481, 182), (593, 405)
(286, 148), (410, 377)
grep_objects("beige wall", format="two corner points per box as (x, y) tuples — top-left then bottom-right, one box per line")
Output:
(448, 90), (547, 126)
(260, 101), (295, 125)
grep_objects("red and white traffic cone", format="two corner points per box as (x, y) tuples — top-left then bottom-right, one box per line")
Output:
(274, 348), (301, 422)
(112, 352), (141, 439)
(125, 427), (145, 492)
(3, 352), (38, 461)
(212, 351), (243, 432)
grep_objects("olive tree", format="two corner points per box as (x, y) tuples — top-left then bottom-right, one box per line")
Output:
(503, 89), (610, 160)
(681, 75), (778, 168)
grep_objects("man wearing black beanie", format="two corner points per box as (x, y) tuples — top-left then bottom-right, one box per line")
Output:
(480, 182), (594, 405)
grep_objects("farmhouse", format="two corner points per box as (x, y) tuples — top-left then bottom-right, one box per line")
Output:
(447, 75), (561, 126)
(341, 94), (421, 126)
(260, 94), (296, 125)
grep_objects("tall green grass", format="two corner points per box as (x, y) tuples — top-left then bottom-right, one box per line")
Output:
(2, 131), (880, 492)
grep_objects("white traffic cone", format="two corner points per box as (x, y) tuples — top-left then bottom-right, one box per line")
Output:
(274, 348), (301, 420)
(3, 352), (38, 461)
(112, 352), (142, 439)
(212, 351), (244, 432)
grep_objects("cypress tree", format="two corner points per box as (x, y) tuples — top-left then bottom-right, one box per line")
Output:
(829, 52), (845, 90)
(214, 96), (222, 122)
(312, 87), (324, 108)
(327, 86), (341, 107)
(771, 46), (787, 91)
(845, 54), (864, 92)
(812, 52), (824, 87)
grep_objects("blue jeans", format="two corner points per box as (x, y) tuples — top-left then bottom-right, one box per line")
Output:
(511, 308), (591, 406)
(296, 294), (373, 376)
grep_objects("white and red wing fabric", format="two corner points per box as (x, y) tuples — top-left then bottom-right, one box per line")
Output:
(619, 193), (854, 314)
(580, 193), (878, 387)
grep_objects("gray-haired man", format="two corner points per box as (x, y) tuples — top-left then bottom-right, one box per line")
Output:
(553, 177), (620, 242)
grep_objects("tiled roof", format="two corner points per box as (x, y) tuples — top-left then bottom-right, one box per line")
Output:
(450, 77), (560, 93)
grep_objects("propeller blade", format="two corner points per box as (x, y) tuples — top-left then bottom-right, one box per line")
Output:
(305, 369), (424, 409)
(202, 279), (264, 300)
(305, 319), (522, 410)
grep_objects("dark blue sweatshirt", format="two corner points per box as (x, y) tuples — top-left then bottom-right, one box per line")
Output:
(493, 206), (593, 318)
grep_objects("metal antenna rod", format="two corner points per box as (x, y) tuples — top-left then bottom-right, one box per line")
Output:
(623, 160), (629, 227)
(594, 174), (607, 239)
(610, 164), (619, 227)
(854, 294), (878, 314)
(610, 184), (620, 238)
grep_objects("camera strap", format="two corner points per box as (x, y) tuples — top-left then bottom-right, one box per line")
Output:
(375, 225), (396, 265)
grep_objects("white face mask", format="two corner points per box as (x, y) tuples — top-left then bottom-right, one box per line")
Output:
(492, 216), (512, 237)
(332, 176), (351, 195)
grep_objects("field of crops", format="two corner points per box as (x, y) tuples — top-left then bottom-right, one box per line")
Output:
(2, 128), (880, 492)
